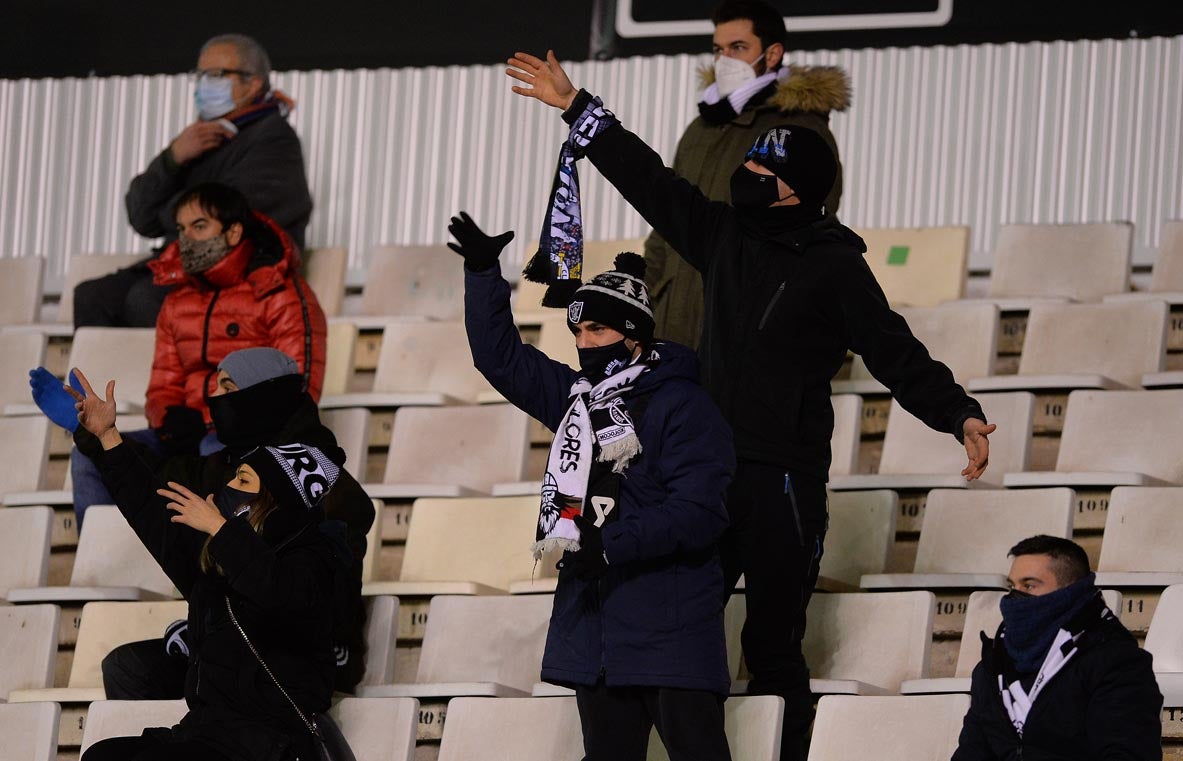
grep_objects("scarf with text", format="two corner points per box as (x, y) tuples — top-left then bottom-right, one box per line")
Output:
(532, 352), (654, 559)
(521, 94), (620, 308)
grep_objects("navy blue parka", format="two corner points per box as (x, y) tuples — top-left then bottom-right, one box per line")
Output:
(465, 266), (735, 696)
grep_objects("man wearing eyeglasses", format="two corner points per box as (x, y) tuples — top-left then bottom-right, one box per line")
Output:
(75, 33), (313, 329)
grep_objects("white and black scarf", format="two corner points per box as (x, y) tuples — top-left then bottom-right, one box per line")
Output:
(996, 600), (1115, 736)
(532, 355), (653, 560)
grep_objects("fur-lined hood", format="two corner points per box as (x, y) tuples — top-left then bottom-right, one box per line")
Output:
(699, 63), (851, 113)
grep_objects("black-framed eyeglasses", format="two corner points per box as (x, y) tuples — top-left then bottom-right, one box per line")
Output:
(191, 67), (255, 82)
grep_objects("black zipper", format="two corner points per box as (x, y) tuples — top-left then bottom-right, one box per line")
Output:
(292, 274), (314, 393)
(597, 576), (607, 680)
(200, 289), (222, 367)
(785, 473), (804, 546)
(758, 281), (786, 330)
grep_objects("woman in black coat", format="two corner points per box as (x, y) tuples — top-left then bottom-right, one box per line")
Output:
(71, 368), (351, 761)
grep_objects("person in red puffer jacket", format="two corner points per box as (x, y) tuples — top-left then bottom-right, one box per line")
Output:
(70, 182), (326, 524)
(146, 182), (326, 430)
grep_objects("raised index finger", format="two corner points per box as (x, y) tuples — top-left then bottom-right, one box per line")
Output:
(71, 367), (97, 398)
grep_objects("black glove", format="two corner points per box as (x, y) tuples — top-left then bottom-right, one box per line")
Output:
(558, 515), (610, 581)
(157, 405), (207, 456)
(447, 211), (515, 272)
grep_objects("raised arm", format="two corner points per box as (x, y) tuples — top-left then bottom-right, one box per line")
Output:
(507, 50), (734, 274)
(450, 212), (578, 431)
(68, 369), (205, 596)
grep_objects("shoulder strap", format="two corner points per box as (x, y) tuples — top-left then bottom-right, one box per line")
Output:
(225, 596), (319, 736)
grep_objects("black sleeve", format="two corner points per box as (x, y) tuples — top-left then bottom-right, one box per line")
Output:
(463, 266), (578, 432)
(94, 441), (206, 597)
(951, 663), (1001, 761)
(1083, 643), (1164, 760)
(835, 254), (984, 442)
(563, 90), (735, 274)
(206, 518), (332, 615)
(125, 150), (184, 239)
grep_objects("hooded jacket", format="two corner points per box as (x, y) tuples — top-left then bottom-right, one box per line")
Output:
(465, 266), (734, 696)
(126, 110), (313, 251)
(75, 386), (375, 692)
(565, 90), (983, 479)
(643, 65), (851, 348)
(952, 593), (1163, 761)
(94, 439), (350, 761)
(145, 211), (327, 430)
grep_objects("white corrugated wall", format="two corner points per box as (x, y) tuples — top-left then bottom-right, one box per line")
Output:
(0, 35), (1180, 284)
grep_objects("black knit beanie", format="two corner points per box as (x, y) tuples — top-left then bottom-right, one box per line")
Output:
(242, 443), (341, 512)
(566, 253), (655, 343)
(744, 125), (838, 208)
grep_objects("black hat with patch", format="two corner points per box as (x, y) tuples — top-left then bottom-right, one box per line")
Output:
(566, 252), (655, 343)
(242, 443), (341, 513)
(745, 125), (838, 208)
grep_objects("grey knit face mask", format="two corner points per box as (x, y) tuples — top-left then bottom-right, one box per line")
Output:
(179, 234), (231, 275)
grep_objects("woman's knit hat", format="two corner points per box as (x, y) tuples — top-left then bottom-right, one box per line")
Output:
(242, 443), (340, 511)
(565, 253), (655, 343)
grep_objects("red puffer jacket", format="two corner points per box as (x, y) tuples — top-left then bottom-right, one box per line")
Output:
(145, 212), (327, 429)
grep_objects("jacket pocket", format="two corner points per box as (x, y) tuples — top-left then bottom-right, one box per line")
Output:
(757, 281), (787, 330)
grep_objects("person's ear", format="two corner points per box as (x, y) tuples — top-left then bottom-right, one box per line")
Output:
(225, 222), (244, 247)
(765, 43), (785, 72)
(244, 76), (265, 104)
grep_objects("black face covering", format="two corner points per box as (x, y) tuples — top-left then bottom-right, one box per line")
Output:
(214, 484), (255, 518)
(577, 340), (633, 380)
(730, 164), (785, 209)
(208, 374), (306, 451)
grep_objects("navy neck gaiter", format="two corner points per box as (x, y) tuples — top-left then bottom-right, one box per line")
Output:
(999, 572), (1098, 674)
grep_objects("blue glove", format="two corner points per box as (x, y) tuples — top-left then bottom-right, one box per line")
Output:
(29, 367), (84, 432)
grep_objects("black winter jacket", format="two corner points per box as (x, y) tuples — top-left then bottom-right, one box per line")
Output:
(76, 393), (374, 692)
(565, 91), (984, 479)
(952, 597), (1163, 761)
(465, 267), (735, 696)
(96, 440), (348, 761)
(125, 111), (313, 250)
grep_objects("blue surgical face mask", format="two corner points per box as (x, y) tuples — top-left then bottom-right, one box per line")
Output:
(195, 76), (237, 120)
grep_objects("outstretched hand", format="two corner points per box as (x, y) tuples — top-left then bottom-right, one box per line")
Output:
(447, 212), (515, 272)
(157, 481), (226, 536)
(64, 367), (121, 449)
(507, 50), (578, 110)
(962, 418), (997, 481)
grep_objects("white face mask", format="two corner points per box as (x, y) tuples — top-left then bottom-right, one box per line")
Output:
(714, 53), (761, 97)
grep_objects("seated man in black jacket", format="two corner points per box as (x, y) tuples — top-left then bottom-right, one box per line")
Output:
(953, 535), (1162, 760)
(79, 347), (374, 698)
(507, 49), (996, 761)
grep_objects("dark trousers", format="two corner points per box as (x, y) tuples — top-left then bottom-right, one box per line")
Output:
(575, 681), (732, 761)
(720, 461), (828, 761)
(82, 736), (234, 761)
(73, 261), (172, 329)
(101, 638), (187, 700)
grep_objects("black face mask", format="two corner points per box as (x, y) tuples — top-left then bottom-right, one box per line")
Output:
(214, 484), (255, 518)
(1004, 588), (1034, 600)
(730, 164), (785, 209)
(208, 374), (306, 451)
(577, 339), (633, 380)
